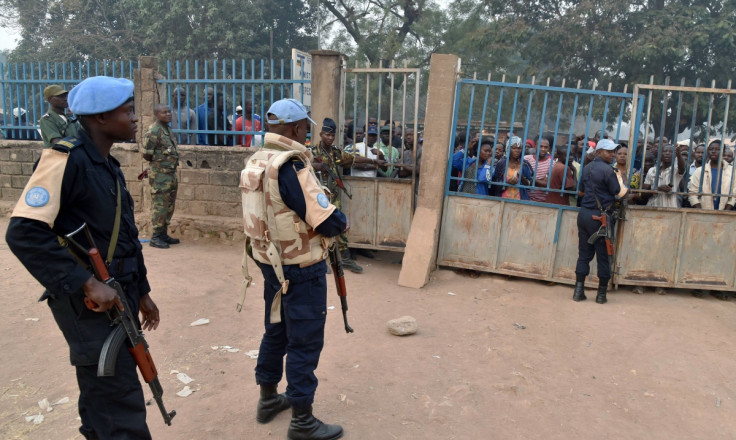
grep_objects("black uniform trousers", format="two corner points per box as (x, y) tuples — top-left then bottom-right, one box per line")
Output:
(255, 261), (328, 410)
(575, 207), (614, 281)
(46, 276), (151, 440)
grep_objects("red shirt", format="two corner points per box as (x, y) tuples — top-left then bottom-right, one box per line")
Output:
(234, 116), (261, 147)
(545, 160), (576, 205)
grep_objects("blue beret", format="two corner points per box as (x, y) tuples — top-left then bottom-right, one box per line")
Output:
(68, 76), (135, 115)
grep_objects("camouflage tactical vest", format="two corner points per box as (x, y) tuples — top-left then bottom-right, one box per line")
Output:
(240, 133), (330, 268)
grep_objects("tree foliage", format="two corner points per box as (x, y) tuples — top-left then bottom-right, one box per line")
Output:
(0, 0), (317, 62)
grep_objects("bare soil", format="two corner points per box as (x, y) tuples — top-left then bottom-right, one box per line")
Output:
(1, 217), (735, 440)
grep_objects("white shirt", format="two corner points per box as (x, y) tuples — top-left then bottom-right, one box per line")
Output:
(346, 142), (379, 177)
(644, 163), (683, 208)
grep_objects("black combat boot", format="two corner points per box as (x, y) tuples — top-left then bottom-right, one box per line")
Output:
(161, 227), (180, 244)
(340, 250), (363, 274)
(287, 406), (344, 440)
(572, 274), (586, 302)
(149, 235), (169, 249)
(256, 384), (291, 424)
(596, 278), (609, 304)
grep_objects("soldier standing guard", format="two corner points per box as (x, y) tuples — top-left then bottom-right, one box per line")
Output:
(38, 84), (79, 148)
(5, 76), (160, 439)
(143, 104), (181, 249)
(240, 99), (347, 439)
(573, 138), (628, 304)
(312, 117), (378, 274)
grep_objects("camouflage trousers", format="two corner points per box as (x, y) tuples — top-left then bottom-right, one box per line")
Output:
(329, 192), (349, 252)
(149, 168), (178, 237)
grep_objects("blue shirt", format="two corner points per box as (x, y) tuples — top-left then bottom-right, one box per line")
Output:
(580, 156), (623, 210)
(196, 104), (211, 145)
(711, 166), (722, 210)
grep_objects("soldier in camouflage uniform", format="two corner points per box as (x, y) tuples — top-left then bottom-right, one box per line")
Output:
(38, 85), (79, 148)
(143, 104), (180, 249)
(312, 118), (381, 274)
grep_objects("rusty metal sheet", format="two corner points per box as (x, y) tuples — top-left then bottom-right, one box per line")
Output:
(341, 177), (412, 250)
(376, 181), (412, 247)
(615, 208), (681, 285)
(615, 207), (736, 291)
(438, 196), (502, 268)
(675, 211), (736, 288)
(495, 203), (557, 276)
(341, 178), (376, 245)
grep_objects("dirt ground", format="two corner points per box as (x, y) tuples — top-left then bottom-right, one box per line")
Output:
(1, 217), (735, 440)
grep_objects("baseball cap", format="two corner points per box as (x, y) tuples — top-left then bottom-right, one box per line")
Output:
(43, 85), (67, 100)
(596, 138), (619, 151)
(266, 98), (316, 125)
(68, 76), (134, 115)
(380, 125), (392, 133)
(366, 126), (378, 135)
(235, 105), (243, 112)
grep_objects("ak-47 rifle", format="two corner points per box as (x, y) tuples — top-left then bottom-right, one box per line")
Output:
(327, 242), (354, 334)
(314, 151), (352, 199)
(65, 223), (176, 426)
(588, 212), (614, 256)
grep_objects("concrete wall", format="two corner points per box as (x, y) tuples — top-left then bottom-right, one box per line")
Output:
(0, 139), (253, 240)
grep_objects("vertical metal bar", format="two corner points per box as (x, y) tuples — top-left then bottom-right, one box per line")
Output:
(643, 76), (656, 187)
(364, 61), (370, 149)
(723, 80), (734, 198)
(411, 68), (420, 215)
(352, 60), (358, 140)
(445, 81), (464, 195)
(0, 63), (6, 130)
(684, 79), (700, 190)
(377, 60), (383, 150)
(669, 78), (685, 187)
(653, 76), (670, 189)
(337, 57), (346, 149)
(698, 80), (716, 195)
(389, 60), (396, 162)
(520, 77), (535, 158)
(460, 76), (477, 189)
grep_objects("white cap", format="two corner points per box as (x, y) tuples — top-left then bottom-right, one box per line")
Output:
(596, 138), (619, 151)
(236, 105), (243, 112)
(12, 107), (26, 117)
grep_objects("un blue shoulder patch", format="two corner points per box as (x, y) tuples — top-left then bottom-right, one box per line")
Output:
(317, 193), (329, 209)
(25, 187), (50, 207)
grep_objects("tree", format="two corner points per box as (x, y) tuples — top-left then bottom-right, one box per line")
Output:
(0, 0), (318, 63)
(319, 0), (446, 68)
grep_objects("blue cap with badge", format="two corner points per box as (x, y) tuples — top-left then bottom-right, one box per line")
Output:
(266, 98), (316, 126)
(68, 76), (134, 115)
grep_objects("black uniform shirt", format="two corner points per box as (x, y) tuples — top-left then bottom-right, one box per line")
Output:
(5, 129), (149, 298)
(579, 156), (623, 211)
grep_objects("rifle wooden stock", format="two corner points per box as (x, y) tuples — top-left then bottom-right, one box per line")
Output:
(591, 214), (614, 256)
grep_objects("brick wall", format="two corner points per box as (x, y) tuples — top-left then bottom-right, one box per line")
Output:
(0, 140), (254, 241)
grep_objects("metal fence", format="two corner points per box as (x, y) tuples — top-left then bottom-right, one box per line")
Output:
(447, 75), (634, 204)
(156, 59), (310, 146)
(0, 60), (138, 140)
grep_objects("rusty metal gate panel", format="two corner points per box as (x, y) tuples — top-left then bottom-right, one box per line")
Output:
(335, 60), (422, 253)
(341, 177), (413, 251)
(616, 207), (736, 291)
(438, 196), (601, 284)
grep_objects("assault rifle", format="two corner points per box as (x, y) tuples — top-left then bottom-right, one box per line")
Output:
(314, 153), (352, 199)
(327, 243), (354, 334)
(588, 212), (614, 256)
(65, 224), (176, 426)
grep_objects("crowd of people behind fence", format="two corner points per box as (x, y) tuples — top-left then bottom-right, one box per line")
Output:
(449, 128), (736, 211)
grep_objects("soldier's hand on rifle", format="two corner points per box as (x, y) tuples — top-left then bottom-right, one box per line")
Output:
(82, 276), (124, 312)
(139, 293), (160, 331)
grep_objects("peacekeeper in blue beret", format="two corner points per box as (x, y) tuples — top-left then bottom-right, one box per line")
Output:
(5, 76), (159, 439)
(239, 98), (348, 439)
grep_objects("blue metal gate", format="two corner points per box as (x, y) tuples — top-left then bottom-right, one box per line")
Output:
(437, 76), (643, 286)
